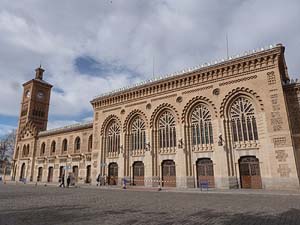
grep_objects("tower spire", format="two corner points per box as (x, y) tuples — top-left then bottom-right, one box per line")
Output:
(35, 65), (45, 80)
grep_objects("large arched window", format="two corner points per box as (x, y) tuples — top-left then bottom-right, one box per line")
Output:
(40, 142), (46, 156)
(230, 96), (258, 142)
(88, 135), (93, 152)
(130, 116), (146, 151)
(50, 141), (56, 155)
(106, 121), (120, 153)
(158, 111), (176, 149)
(62, 139), (68, 153)
(74, 137), (81, 152)
(190, 104), (213, 146)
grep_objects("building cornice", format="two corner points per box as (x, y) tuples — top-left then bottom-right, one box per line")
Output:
(91, 44), (285, 110)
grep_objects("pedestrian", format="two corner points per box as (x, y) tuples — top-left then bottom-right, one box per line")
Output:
(67, 174), (71, 188)
(96, 174), (101, 186)
(59, 174), (65, 188)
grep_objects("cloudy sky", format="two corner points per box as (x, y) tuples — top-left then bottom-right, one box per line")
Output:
(0, 0), (300, 136)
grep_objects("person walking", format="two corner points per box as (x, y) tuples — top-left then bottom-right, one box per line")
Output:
(67, 174), (71, 188)
(59, 174), (65, 188)
(96, 174), (101, 186)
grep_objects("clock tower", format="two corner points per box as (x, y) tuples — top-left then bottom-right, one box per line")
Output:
(17, 66), (53, 137)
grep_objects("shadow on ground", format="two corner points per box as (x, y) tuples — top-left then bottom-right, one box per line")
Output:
(1, 205), (300, 225)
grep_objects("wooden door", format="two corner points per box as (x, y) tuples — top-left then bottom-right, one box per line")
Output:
(86, 165), (91, 183)
(48, 167), (53, 182)
(133, 161), (144, 186)
(20, 163), (25, 180)
(162, 160), (176, 187)
(37, 167), (43, 182)
(239, 156), (262, 189)
(73, 166), (79, 182)
(196, 158), (215, 188)
(108, 163), (118, 185)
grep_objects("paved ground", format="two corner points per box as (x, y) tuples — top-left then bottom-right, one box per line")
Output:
(1, 184), (300, 225)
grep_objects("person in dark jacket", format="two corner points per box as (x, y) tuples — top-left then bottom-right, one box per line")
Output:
(59, 174), (65, 188)
(67, 175), (71, 188)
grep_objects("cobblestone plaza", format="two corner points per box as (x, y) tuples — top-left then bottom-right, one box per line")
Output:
(1, 184), (300, 225)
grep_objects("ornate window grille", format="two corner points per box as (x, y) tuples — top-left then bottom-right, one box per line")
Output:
(106, 121), (120, 154)
(130, 116), (146, 151)
(230, 97), (258, 143)
(190, 104), (213, 146)
(158, 111), (176, 149)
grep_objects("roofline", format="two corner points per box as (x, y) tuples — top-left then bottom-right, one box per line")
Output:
(38, 121), (93, 137)
(90, 43), (283, 104)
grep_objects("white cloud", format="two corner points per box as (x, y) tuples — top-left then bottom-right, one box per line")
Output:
(0, 0), (300, 126)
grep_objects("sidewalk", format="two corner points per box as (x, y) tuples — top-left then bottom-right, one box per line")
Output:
(3, 180), (300, 196)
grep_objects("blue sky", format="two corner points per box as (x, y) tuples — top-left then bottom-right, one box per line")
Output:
(0, 0), (300, 136)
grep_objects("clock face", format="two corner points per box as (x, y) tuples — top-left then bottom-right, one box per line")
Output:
(25, 90), (31, 98)
(37, 91), (45, 99)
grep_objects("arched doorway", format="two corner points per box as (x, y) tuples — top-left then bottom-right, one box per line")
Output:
(133, 161), (144, 186)
(86, 165), (91, 183)
(37, 167), (43, 182)
(48, 167), (53, 182)
(162, 160), (176, 187)
(108, 162), (118, 185)
(196, 158), (215, 188)
(239, 156), (262, 189)
(20, 163), (26, 180)
(59, 166), (64, 179)
(73, 166), (79, 183)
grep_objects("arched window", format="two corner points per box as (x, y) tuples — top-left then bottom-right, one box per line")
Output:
(74, 137), (81, 152)
(88, 135), (93, 152)
(158, 111), (176, 149)
(27, 144), (30, 156)
(50, 141), (56, 155)
(40, 142), (46, 156)
(130, 116), (146, 151)
(190, 104), (213, 146)
(106, 121), (120, 153)
(230, 97), (258, 142)
(62, 139), (68, 153)
(22, 145), (26, 157)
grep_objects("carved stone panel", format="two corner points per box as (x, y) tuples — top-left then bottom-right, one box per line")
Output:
(277, 164), (291, 177)
(275, 150), (288, 162)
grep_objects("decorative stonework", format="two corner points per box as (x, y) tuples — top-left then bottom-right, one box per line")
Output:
(273, 137), (287, 147)
(125, 101), (147, 108)
(120, 109), (125, 115)
(220, 87), (264, 118)
(146, 103), (151, 110)
(213, 88), (220, 96)
(100, 114), (121, 136)
(151, 94), (177, 102)
(93, 161), (97, 168)
(277, 164), (291, 177)
(150, 103), (180, 128)
(181, 96), (218, 123)
(176, 96), (183, 103)
(219, 75), (257, 86)
(275, 150), (288, 162)
(103, 107), (122, 113)
(123, 109), (148, 132)
(182, 85), (213, 95)
(270, 93), (282, 131)
(267, 71), (276, 85)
